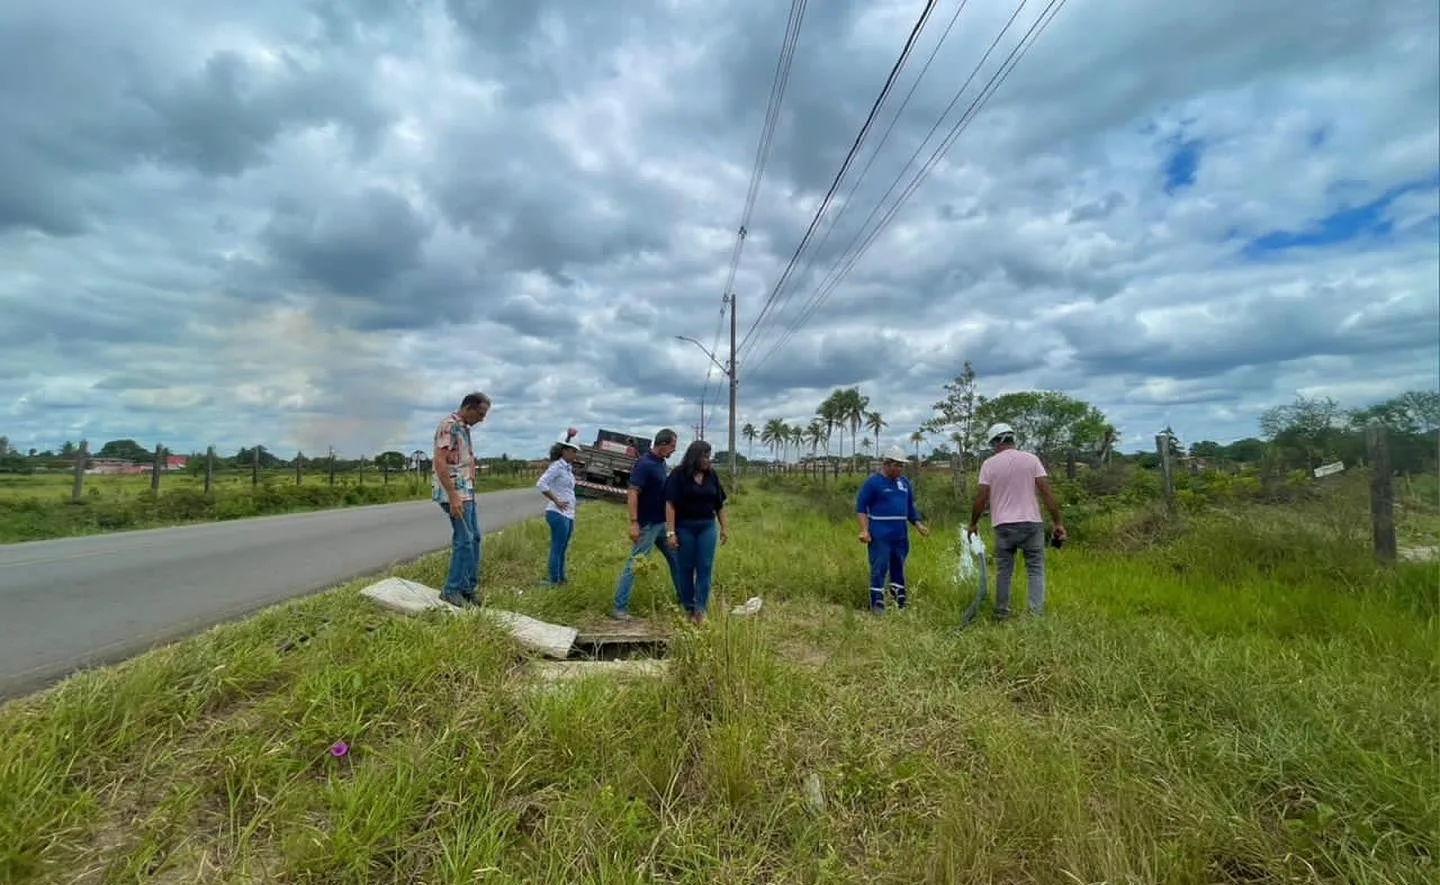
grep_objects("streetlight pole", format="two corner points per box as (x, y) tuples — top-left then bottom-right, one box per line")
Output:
(676, 293), (739, 484)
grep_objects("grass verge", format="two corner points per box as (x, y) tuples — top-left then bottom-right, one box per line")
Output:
(0, 473), (533, 543)
(1, 481), (1435, 883)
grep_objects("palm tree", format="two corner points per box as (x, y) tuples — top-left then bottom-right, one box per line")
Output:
(804, 418), (826, 478)
(910, 429), (925, 462)
(842, 388), (870, 469)
(806, 418), (826, 456)
(742, 422), (757, 464)
(865, 410), (887, 456)
(761, 418), (786, 463)
(816, 393), (841, 474)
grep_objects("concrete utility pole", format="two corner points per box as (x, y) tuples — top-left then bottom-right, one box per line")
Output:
(677, 290), (740, 484)
(727, 293), (738, 485)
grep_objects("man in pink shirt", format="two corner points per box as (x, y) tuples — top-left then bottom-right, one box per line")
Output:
(967, 422), (1066, 619)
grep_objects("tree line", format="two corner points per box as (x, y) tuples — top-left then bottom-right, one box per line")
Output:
(730, 363), (1438, 478)
(3, 381), (1435, 479)
(0, 439), (545, 477)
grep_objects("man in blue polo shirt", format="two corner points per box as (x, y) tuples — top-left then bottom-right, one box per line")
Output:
(856, 446), (930, 614)
(611, 428), (681, 620)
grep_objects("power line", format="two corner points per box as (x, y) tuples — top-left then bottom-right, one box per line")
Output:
(748, 0), (1068, 376)
(695, 0), (808, 436)
(738, 0), (940, 356)
(739, 0), (973, 362)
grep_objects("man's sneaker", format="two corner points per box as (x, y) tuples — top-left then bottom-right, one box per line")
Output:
(610, 609), (633, 621)
(440, 592), (469, 609)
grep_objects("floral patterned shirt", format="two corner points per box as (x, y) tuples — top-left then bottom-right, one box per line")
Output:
(432, 412), (476, 503)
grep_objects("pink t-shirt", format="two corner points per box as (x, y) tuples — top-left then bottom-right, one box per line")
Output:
(978, 448), (1047, 525)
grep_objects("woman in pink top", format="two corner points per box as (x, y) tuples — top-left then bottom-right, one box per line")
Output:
(967, 423), (1066, 619)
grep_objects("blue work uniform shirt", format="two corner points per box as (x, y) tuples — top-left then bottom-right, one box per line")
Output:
(856, 472), (922, 541)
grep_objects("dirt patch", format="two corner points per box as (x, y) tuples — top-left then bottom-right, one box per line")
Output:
(776, 638), (830, 668)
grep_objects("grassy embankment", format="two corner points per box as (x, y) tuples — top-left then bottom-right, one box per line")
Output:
(1, 468), (1436, 883)
(0, 471), (534, 544)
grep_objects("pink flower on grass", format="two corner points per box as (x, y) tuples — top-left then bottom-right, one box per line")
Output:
(329, 741), (349, 758)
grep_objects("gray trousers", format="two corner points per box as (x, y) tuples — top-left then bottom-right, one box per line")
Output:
(994, 521), (1045, 617)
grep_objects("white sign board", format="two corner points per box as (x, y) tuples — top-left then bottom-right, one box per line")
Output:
(1313, 461), (1345, 479)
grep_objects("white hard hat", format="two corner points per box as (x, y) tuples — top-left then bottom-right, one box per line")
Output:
(557, 428), (580, 450)
(985, 422), (1015, 443)
(881, 445), (908, 463)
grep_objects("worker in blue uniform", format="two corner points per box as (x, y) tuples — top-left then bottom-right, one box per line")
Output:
(855, 446), (930, 614)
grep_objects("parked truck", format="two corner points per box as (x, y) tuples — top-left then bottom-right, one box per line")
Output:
(572, 428), (653, 502)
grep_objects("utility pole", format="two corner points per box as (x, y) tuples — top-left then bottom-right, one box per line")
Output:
(727, 293), (738, 485)
(677, 299), (739, 483)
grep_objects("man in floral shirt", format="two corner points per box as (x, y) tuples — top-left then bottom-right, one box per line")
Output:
(432, 392), (491, 606)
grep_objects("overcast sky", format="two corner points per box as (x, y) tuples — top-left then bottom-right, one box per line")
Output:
(1, 0), (1436, 459)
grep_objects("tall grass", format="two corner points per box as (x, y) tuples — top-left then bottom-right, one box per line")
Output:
(0, 475), (1434, 883)
(0, 472), (531, 543)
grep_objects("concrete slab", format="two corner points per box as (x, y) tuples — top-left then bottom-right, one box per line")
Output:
(530, 659), (669, 684)
(479, 609), (578, 660)
(359, 578), (578, 660)
(360, 577), (459, 616)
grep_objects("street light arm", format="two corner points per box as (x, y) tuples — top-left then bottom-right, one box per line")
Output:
(675, 335), (730, 376)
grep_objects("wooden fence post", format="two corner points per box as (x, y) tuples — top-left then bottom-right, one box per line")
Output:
(252, 446), (260, 487)
(296, 452), (303, 485)
(204, 446), (215, 498)
(71, 440), (88, 503)
(151, 442), (163, 493)
(1366, 422), (1397, 565)
(328, 448), (336, 486)
(1155, 434), (1176, 513)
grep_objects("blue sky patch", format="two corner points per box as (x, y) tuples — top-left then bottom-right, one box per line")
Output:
(1241, 171), (1440, 259)
(1162, 137), (1203, 194)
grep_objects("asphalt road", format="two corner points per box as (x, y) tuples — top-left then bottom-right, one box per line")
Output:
(0, 488), (548, 700)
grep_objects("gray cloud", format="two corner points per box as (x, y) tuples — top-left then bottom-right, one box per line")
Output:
(1, 0), (1437, 459)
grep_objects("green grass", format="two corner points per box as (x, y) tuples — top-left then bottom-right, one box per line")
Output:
(0, 471), (535, 543)
(0, 478), (1435, 883)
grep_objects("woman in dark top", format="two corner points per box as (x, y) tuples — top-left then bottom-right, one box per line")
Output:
(664, 440), (730, 624)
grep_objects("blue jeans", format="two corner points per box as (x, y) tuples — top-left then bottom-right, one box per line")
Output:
(439, 499), (481, 601)
(867, 532), (909, 610)
(545, 510), (574, 584)
(674, 519), (719, 614)
(612, 522), (679, 612)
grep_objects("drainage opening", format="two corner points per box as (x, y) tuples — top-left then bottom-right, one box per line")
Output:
(568, 632), (670, 661)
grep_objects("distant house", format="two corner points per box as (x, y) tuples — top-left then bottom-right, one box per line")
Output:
(86, 455), (188, 474)
(86, 458), (135, 475)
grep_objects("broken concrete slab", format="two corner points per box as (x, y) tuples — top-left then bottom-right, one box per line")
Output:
(530, 659), (669, 684)
(359, 577), (460, 616)
(478, 609), (578, 660)
(359, 577), (578, 659)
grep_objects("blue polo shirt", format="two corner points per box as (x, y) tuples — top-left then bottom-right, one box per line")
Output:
(628, 451), (670, 526)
